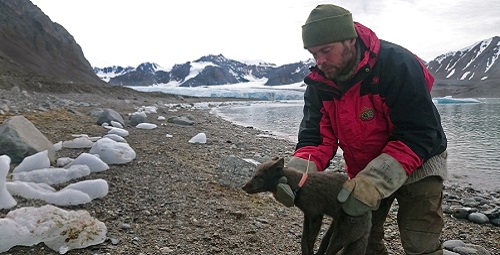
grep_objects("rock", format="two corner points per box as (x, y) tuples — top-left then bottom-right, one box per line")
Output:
(88, 109), (104, 117)
(482, 207), (500, 219)
(168, 116), (194, 126)
(454, 244), (492, 255)
(454, 247), (479, 254)
(443, 240), (466, 250)
(490, 218), (500, 226)
(129, 112), (147, 127)
(0, 115), (55, 163)
(96, 108), (125, 127)
(452, 207), (476, 219)
(468, 213), (490, 224)
(216, 155), (260, 189)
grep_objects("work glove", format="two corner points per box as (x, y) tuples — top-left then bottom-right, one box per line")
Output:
(274, 156), (318, 207)
(337, 153), (408, 216)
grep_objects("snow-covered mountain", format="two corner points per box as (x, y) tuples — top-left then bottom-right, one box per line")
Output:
(93, 65), (134, 82)
(94, 37), (500, 91)
(93, 54), (315, 87)
(427, 36), (500, 85)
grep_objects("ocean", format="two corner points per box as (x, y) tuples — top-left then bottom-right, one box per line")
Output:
(212, 98), (500, 192)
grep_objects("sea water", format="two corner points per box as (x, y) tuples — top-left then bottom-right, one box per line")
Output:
(213, 98), (500, 192)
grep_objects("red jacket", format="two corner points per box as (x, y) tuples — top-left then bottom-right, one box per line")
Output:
(293, 23), (447, 178)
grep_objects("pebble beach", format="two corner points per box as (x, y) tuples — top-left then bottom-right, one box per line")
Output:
(0, 88), (498, 254)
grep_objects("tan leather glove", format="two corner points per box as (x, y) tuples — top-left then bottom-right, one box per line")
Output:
(274, 156), (318, 207)
(337, 153), (408, 216)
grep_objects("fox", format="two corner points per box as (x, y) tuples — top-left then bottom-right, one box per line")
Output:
(242, 157), (371, 255)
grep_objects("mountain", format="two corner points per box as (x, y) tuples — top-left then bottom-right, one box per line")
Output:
(94, 54), (315, 87)
(94, 37), (500, 97)
(0, 0), (107, 93)
(427, 36), (500, 85)
(426, 36), (500, 97)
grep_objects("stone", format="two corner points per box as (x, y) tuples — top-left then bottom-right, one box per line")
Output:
(443, 239), (466, 250)
(129, 112), (147, 127)
(0, 115), (55, 163)
(168, 116), (194, 126)
(482, 207), (500, 218)
(96, 108), (125, 126)
(216, 155), (259, 189)
(468, 213), (490, 224)
(490, 218), (500, 226)
(452, 207), (476, 219)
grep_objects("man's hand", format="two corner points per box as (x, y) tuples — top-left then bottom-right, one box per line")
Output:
(337, 153), (408, 216)
(275, 176), (295, 207)
(273, 156), (318, 207)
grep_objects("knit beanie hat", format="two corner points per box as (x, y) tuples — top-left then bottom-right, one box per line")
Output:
(302, 4), (358, 48)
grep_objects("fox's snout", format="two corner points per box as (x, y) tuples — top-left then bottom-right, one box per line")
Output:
(242, 182), (257, 194)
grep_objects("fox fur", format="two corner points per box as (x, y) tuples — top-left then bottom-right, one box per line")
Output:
(242, 157), (371, 255)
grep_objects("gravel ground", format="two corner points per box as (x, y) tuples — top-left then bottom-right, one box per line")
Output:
(0, 88), (498, 254)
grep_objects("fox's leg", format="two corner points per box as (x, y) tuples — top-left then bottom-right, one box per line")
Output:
(302, 215), (323, 255)
(315, 220), (334, 255)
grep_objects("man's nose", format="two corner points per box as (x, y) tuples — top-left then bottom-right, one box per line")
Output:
(314, 54), (326, 66)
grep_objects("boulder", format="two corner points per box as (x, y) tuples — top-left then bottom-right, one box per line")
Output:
(96, 109), (124, 127)
(0, 116), (55, 164)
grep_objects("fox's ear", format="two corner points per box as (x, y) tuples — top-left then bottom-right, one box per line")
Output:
(272, 157), (285, 168)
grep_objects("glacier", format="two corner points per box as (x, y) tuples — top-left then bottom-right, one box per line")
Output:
(128, 83), (483, 104)
(128, 82), (306, 101)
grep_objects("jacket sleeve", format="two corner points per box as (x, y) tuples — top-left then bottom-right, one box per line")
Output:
(380, 51), (446, 174)
(293, 85), (338, 171)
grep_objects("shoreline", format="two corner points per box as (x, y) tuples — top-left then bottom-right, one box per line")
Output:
(0, 90), (498, 254)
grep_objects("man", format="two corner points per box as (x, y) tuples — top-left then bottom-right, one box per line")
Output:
(276, 4), (448, 255)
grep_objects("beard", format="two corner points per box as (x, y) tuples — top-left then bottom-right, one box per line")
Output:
(320, 42), (359, 82)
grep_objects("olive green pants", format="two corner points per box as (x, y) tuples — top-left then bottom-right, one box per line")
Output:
(365, 176), (444, 255)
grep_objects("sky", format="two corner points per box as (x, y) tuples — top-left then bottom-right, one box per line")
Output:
(30, 0), (499, 68)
